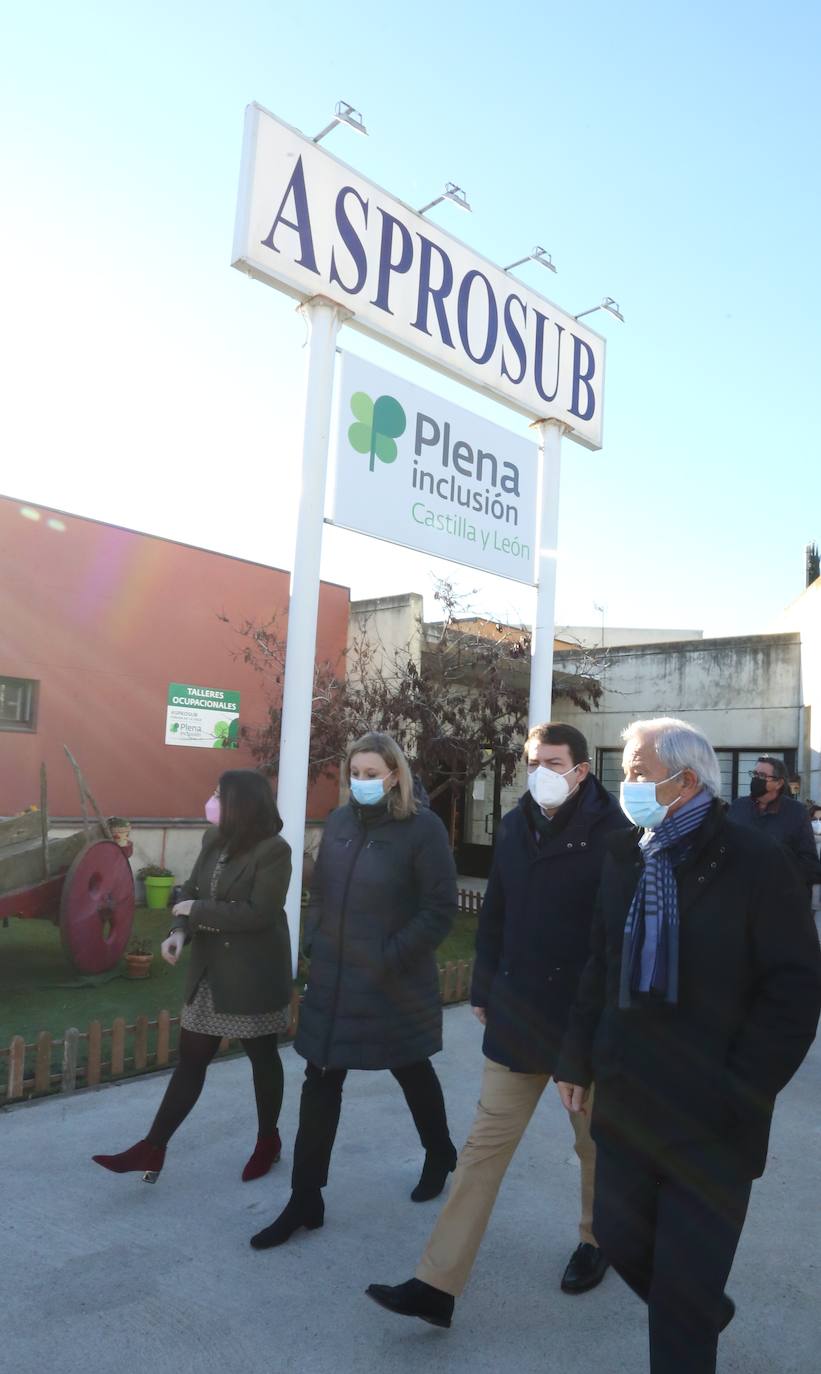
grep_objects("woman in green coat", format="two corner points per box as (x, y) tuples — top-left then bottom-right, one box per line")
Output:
(92, 770), (292, 1185)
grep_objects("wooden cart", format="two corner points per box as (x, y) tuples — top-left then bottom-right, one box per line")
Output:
(0, 752), (135, 974)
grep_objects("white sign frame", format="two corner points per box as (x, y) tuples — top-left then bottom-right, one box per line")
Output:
(231, 102), (610, 974)
(232, 103), (605, 449)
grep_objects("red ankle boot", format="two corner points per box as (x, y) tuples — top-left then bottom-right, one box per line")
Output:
(242, 1129), (282, 1181)
(92, 1139), (165, 1182)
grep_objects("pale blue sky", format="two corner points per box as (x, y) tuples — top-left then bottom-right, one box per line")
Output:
(2, 1), (819, 637)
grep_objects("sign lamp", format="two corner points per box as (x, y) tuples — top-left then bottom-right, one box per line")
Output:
(418, 182), (472, 215)
(313, 100), (368, 144)
(504, 246), (557, 275)
(575, 296), (624, 323)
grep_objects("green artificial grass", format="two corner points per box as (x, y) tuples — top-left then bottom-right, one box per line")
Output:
(0, 906), (188, 1049)
(1, 906), (478, 1060)
(438, 910), (478, 966)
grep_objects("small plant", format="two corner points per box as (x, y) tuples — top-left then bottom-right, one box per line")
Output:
(136, 864), (173, 879)
(128, 938), (152, 956)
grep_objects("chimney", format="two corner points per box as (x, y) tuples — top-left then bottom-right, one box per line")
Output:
(806, 542), (820, 588)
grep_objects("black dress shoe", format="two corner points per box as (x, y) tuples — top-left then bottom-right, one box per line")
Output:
(560, 1242), (609, 1294)
(366, 1278), (454, 1328)
(411, 1146), (458, 1202)
(718, 1294), (736, 1332)
(250, 1190), (324, 1249)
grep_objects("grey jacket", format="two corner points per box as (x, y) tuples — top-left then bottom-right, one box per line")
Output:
(295, 800), (457, 1070)
(173, 829), (292, 1015)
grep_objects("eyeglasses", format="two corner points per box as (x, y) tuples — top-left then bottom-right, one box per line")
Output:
(749, 770), (776, 781)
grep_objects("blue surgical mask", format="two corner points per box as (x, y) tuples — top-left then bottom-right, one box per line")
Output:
(619, 772), (683, 829)
(350, 776), (387, 806)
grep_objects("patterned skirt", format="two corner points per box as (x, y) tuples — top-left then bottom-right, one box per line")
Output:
(181, 976), (290, 1038)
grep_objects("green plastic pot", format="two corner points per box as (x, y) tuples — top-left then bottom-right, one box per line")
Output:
(144, 875), (175, 909)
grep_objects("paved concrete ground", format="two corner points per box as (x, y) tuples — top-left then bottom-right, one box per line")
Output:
(5, 1002), (819, 1374)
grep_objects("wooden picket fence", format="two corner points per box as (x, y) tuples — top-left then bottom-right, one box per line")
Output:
(457, 887), (483, 915)
(1, 957), (475, 1106)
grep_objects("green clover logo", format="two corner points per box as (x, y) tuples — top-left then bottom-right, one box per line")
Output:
(348, 391), (406, 472)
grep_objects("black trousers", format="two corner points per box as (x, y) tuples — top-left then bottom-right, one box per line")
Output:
(291, 1058), (452, 1193)
(594, 1140), (752, 1374)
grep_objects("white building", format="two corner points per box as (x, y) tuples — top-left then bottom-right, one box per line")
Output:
(349, 579), (820, 874)
(776, 575), (821, 801)
(553, 631), (803, 800)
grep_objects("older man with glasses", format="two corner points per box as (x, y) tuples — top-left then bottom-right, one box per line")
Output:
(729, 755), (821, 896)
(555, 718), (821, 1374)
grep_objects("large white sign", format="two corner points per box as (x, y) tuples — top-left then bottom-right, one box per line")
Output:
(232, 104), (605, 449)
(328, 353), (538, 585)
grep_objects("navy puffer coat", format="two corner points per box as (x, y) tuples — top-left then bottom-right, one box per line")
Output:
(295, 799), (457, 1071)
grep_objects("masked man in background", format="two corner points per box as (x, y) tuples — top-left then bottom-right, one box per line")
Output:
(728, 754), (820, 897)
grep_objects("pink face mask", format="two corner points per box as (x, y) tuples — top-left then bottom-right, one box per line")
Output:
(205, 794), (221, 826)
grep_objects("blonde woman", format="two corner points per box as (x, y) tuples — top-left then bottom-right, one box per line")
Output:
(251, 732), (458, 1249)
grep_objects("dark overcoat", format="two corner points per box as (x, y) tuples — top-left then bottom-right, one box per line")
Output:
(556, 800), (821, 1178)
(728, 792), (821, 889)
(471, 776), (631, 1075)
(172, 829), (293, 1015)
(295, 800), (457, 1071)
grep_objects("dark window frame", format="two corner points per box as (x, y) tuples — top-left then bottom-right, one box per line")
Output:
(596, 745), (797, 803)
(0, 676), (39, 733)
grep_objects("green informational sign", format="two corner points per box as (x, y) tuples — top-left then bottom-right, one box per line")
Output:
(165, 683), (240, 749)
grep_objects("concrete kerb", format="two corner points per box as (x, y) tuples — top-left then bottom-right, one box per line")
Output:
(4, 1001), (819, 1374)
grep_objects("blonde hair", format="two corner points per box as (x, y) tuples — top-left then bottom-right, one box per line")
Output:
(345, 731), (418, 820)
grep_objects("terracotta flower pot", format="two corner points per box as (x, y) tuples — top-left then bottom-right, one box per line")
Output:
(125, 953), (153, 980)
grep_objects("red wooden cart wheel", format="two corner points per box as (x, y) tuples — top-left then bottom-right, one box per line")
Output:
(59, 840), (136, 974)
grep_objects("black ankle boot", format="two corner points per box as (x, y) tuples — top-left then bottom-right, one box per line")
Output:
(411, 1145), (457, 1202)
(250, 1190), (324, 1249)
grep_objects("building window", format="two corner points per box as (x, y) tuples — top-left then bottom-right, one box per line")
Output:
(596, 746), (796, 803)
(0, 677), (38, 731)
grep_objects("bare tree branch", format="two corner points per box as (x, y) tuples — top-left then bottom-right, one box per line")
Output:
(226, 579), (604, 796)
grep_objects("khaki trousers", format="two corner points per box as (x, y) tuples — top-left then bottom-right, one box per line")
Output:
(416, 1056), (596, 1297)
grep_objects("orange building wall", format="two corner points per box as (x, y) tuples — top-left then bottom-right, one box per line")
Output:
(0, 496), (348, 820)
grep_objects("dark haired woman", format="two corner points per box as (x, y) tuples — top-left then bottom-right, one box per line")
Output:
(93, 769), (292, 1184)
(250, 732), (458, 1250)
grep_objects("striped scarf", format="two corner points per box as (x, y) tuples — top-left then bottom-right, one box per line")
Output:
(618, 791), (713, 1008)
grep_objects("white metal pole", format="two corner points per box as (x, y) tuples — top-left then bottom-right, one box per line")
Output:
(277, 295), (348, 974)
(528, 418), (566, 727)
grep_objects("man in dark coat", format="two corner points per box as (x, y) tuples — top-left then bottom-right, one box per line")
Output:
(556, 717), (821, 1374)
(366, 722), (630, 1328)
(728, 754), (821, 894)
